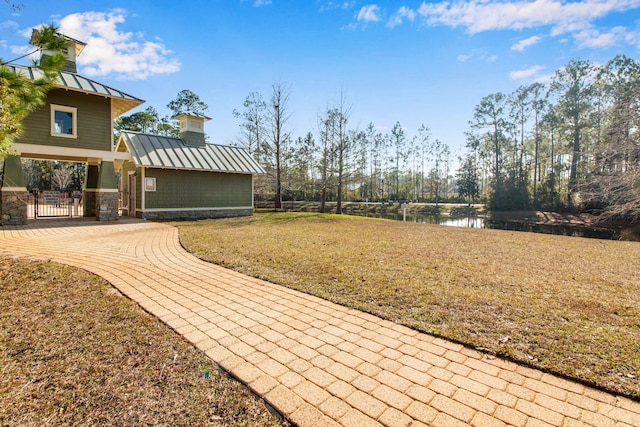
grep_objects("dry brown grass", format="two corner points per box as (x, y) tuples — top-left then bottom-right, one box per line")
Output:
(177, 212), (640, 399)
(0, 257), (285, 427)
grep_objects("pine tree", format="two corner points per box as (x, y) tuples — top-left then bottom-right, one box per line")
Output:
(0, 25), (67, 155)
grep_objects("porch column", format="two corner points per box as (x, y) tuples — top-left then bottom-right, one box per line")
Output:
(96, 161), (119, 221)
(1, 155), (28, 226)
(83, 163), (99, 217)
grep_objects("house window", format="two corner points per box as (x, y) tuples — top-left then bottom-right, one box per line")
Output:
(51, 105), (77, 138)
(144, 177), (156, 192)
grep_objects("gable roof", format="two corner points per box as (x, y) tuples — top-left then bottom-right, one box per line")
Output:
(117, 131), (265, 175)
(6, 65), (144, 117)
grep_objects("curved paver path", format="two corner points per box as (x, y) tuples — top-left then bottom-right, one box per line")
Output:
(1, 218), (639, 427)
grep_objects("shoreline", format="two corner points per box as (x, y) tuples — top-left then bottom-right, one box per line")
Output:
(255, 201), (640, 240)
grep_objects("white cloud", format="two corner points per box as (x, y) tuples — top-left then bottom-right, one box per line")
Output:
(17, 25), (34, 38)
(9, 44), (32, 56)
(56, 10), (180, 80)
(387, 6), (417, 28)
(0, 20), (19, 30)
(534, 73), (555, 84)
(416, 0), (640, 34)
(240, 0), (271, 6)
(457, 49), (497, 63)
(344, 0), (639, 51)
(512, 35), (541, 51)
(573, 25), (626, 48)
(319, 1), (355, 12)
(623, 30), (640, 47)
(357, 4), (381, 22)
(509, 65), (545, 80)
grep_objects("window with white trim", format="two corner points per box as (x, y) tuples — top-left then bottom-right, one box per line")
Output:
(50, 104), (77, 138)
(145, 177), (156, 192)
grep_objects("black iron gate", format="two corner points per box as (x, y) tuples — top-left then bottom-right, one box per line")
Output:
(30, 189), (82, 219)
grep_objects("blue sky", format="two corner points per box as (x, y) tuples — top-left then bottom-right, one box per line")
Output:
(2, 0), (639, 158)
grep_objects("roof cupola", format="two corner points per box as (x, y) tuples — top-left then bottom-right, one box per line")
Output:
(173, 112), (211, 146)
(30, 30), (86, 74)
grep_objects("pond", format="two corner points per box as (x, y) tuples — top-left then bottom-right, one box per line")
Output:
(347, 212), (622, 240)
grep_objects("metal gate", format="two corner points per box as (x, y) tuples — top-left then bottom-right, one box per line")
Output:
(29, 189), (83, 219)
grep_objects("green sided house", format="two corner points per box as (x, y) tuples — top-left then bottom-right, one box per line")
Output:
(1, 33), (143, 224)
(115, 113), (264, 220)
(0, 32), (263, 225)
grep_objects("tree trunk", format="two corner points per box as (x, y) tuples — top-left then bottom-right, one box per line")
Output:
(568, 118), (580, 202)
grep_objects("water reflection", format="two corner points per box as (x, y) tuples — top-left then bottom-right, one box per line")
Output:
(349, 212), (485, 227)
(370, 213), (486, 228)
(346, 212), (620, 240)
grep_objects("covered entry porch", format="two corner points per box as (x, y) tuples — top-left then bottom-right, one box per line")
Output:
(1, 144), (130, 225)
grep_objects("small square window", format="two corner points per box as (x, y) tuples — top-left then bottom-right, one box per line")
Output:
(144, 177), (156, 192)
(51, 105), (77, 138)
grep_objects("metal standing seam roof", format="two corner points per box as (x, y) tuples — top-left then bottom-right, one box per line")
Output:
(6, 65), (144, 117)
(119, 131), (265, 175)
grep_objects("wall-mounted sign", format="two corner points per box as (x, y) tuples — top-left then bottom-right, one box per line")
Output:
(145, 177), (156, 192)
(42, 190), (61, 205)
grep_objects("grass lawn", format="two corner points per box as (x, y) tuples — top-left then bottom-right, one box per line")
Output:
(177, 212), (640, 399)
(0, 257), (285, 427)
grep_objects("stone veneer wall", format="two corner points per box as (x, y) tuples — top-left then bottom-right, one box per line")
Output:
(141, 208), (253, 221)
(1, 191), (28, 226)
(96, 191), (119, 221)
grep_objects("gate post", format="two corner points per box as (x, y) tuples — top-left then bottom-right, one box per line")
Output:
(83, 163), (99, 217)
(1, 155), (28, 226)
(96, 160), (119, 221)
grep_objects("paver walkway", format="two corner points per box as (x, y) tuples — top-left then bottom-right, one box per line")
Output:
(1, 218), (639, 427)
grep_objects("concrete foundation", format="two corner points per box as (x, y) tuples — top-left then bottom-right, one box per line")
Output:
(140, 208), (253, 221)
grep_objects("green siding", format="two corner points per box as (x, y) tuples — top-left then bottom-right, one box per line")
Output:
(98, 161), (117, 189)
(85, 164), (100, 189)
(17, 89), (112, 152)
(144, 169), (252, 209)
(180, 130), (206, 146)
(1, 155), (25, 188)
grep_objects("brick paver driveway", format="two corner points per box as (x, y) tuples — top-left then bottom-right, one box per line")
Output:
(1, 218), (639, 426)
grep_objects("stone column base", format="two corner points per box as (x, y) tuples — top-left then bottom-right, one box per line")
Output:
(1, 190), (29, 226)
(96, 191), (119, 221)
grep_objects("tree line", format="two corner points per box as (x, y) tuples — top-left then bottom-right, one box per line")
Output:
(114, 55), (639, 222)
(233, 56), (639, 221)
(233, 83), (457, 212)
(466, 55), (639, 222)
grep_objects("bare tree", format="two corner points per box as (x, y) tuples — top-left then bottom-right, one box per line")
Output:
(390, 122), (405, 200)
(233, 92), (267, 163)
(264, 82), (293, 209)
(51, 167), (73, 191)
(418, 125), (432, 201)
(334, 94), (351, 214)
(317, 108), (338, 213)
(582, 55), (640, 221)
